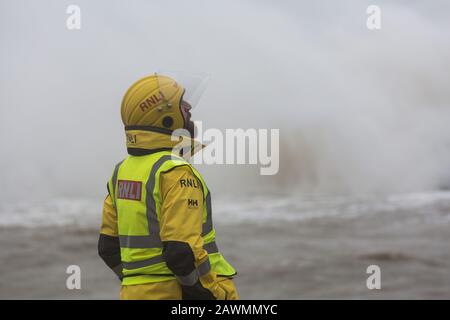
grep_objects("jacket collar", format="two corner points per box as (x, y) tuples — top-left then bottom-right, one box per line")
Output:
(124, 126), (204, 158)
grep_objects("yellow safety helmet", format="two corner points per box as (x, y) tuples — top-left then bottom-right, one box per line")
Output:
(121, 74), (185, 130)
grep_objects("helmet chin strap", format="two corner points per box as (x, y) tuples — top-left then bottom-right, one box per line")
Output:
(155, 72), (181, 130)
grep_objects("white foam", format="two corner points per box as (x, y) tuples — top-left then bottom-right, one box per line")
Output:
(0, 198), (102, 228)
(213, 191), (450, 225)
(1, 191), (449, 227)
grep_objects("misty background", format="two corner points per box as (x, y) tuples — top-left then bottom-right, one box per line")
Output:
(1, 0), (450, 299)
(1, 0), (450, 203)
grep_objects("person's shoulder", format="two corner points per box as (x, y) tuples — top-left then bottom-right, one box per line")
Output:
(160, 163), (196, 180)
(160, 164), (203, 193)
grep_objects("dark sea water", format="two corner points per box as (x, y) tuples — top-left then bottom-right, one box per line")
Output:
(1, 191), (449, 299)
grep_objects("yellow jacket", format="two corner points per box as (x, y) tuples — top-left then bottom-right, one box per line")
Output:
(98, 127), (239, 300)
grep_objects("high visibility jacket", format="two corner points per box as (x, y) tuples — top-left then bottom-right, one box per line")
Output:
(98, 127), (238, 299)
(107, 150), (236, 286)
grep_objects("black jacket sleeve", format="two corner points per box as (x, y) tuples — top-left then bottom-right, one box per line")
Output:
(163, 241), (215, 300)
(98, 233), (122, 280)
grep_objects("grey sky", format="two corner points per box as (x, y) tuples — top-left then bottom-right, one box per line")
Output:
(1, 0), (450, 202)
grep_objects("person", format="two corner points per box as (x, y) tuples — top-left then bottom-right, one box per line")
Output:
(98, 74), (239, 300)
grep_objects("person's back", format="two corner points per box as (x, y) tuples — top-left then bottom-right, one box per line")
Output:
(98, 74), (238, 299)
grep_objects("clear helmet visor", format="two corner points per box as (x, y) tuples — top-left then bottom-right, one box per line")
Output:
(155, 70), (210, 110)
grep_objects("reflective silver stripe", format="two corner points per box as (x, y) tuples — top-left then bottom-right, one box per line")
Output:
(202, 191), (213, 236)
(176, 269), (199, 286)
(122, 255), (165, 270)
(119, 235), (162, 248)
(121, 242), (217, 271)
(197, 259), (211, 276)
(120, 239), (217, 251)
(111, 160), (124, 206)
(146, 155), (175, 238)
(176, 259), (211, 285)
(204, 241), (218, 254)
